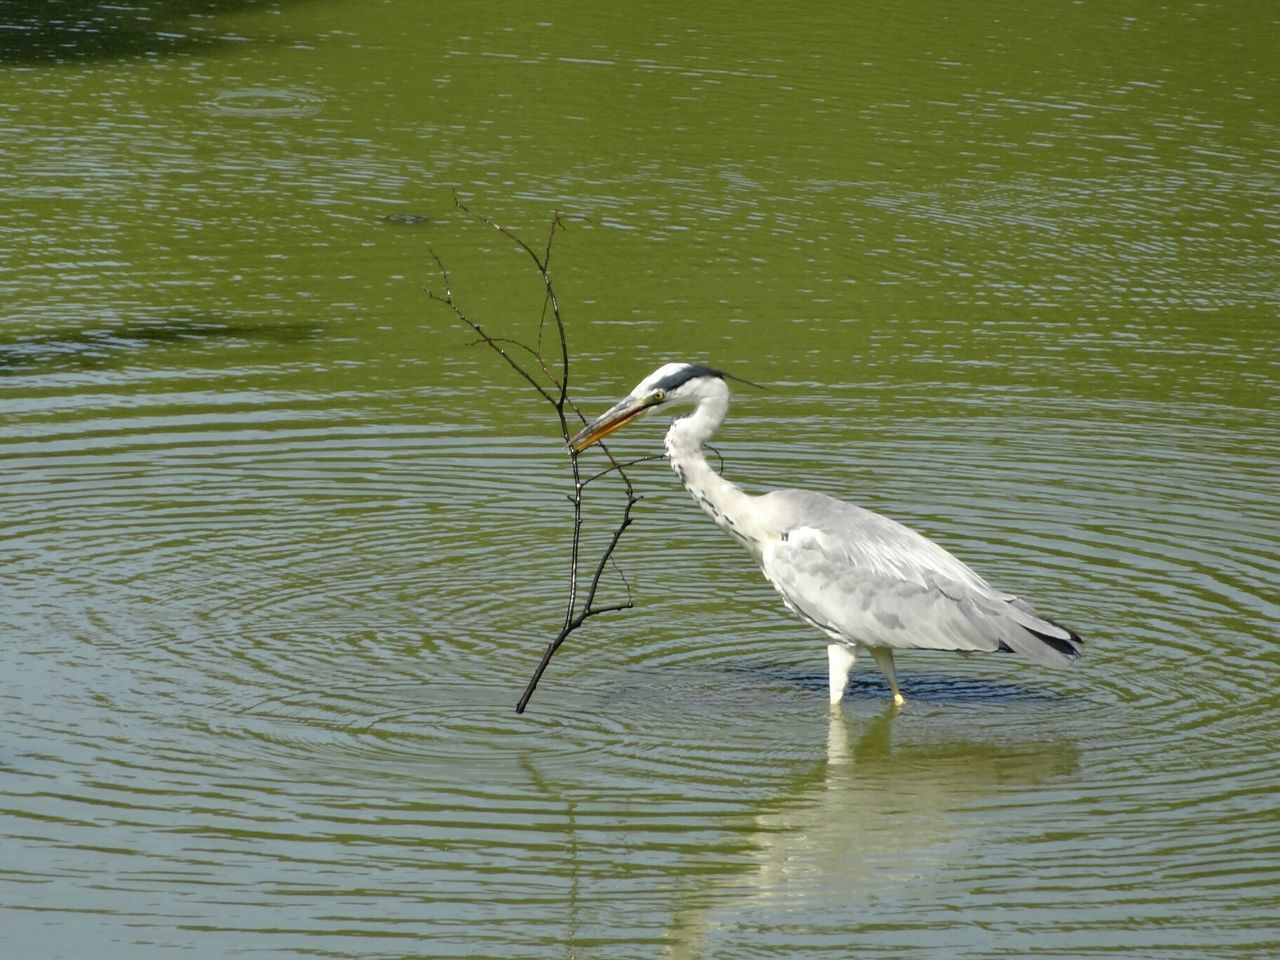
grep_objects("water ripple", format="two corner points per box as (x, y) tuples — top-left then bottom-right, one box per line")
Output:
(206, 88), (326, 119)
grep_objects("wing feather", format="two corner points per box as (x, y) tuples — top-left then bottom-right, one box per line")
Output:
(755, 490), (1081, 665)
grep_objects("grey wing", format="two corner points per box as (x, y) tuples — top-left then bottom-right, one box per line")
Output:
(756, 491), (1081, 666)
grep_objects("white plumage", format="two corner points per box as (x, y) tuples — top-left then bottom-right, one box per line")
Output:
(569, 362), (1082, 705)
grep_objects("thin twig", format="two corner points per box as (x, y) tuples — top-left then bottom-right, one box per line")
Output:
(426, 249), (557, 408)
(583, 454), (668, 487)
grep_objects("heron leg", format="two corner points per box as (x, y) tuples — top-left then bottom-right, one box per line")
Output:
(826, 643), (855, 704)
(868, 647), (906, 706)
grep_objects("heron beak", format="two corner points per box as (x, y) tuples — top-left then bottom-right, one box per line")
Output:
(567, 395), (657, 453)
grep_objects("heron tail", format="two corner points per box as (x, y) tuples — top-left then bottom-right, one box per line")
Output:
(1005, 598), (1084, 665)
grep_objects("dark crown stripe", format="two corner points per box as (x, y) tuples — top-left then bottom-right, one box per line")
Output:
(652, 364), (725, 392)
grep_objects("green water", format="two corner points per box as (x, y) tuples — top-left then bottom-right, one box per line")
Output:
(2, 2), (1277, 957)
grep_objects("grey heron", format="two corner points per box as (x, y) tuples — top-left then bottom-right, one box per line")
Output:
(568, 362), (1082, 705)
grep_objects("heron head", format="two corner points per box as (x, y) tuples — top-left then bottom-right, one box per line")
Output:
(567, 362), (727, 452)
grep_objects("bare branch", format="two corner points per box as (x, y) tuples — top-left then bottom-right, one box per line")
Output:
(514, 488), (638, 714)
(582, 454), (666, 487)
(428, 204), (643, 714)
(451, 195), (573, 418)
(425, 251), (557, 409)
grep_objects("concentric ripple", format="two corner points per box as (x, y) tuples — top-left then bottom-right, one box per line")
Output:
(3, 0), (1278, 950)
(207, 87), (326, 118)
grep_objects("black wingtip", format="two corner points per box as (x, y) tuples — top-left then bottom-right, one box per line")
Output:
(1032, 617), (1084, 660)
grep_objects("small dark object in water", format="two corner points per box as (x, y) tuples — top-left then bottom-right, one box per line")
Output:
(381, 213), (432, 225)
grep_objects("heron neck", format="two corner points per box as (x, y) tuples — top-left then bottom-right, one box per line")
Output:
(664, 391), (764, 549)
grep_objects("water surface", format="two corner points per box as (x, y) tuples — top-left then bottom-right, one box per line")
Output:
(2, 1), (1278, 957)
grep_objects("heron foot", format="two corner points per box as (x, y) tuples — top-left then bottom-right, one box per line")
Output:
(868, 647), (906, 707)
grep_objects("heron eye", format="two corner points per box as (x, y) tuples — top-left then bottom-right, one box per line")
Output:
(652, 389), (666, 402)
